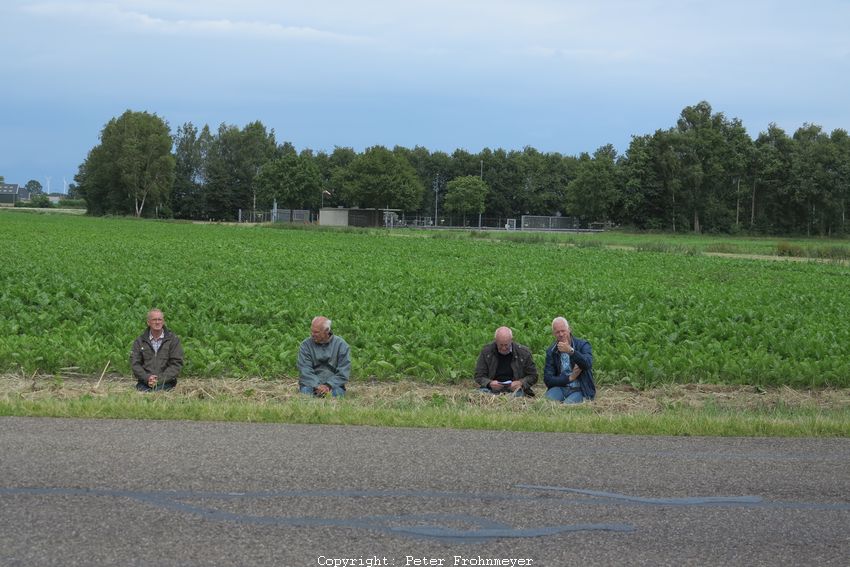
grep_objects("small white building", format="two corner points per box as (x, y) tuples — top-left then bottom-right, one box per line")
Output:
(318, 207), (351, 227)
(319, 207), (403, 228)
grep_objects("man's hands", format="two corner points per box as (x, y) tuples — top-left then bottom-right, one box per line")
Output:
(146, 375), (158, 388)
(557, 340), (575, 355)
(314, 384), (332, 396)
(489, 380), (523, 392)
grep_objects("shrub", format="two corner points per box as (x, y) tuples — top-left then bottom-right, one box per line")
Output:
(810, 246), (850, 261)
(705, 243), (741, 254)
(776, 241), (804, 257)
(58, 199), (86, 209)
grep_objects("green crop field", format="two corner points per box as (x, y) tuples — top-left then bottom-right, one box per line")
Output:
(2, 210), (849, 388)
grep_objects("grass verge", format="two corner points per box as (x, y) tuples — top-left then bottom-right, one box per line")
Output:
(2, 375), (848, 437)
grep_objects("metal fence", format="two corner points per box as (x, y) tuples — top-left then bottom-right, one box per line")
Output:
(402, 215), (517, 229)
(400, 214), (589, 231)
(237, 209), (600, 232)
(520, 215), (580, 230)
(237, 209), (312, 223)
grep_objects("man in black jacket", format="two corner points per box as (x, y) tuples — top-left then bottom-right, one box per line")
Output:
(474, 326), (538, 397)
(130, 308), (184, 391)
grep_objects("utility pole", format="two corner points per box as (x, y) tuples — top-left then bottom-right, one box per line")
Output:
(478, 160), (483, 228)
(433, 174), (440, 226)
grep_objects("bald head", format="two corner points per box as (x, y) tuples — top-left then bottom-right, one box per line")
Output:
(494, 326), (513, 354)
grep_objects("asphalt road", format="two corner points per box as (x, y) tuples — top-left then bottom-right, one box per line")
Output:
(1, 417), (848, 566)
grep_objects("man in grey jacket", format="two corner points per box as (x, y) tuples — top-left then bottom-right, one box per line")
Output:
(297, 316), (351, 397)
(130, 308), (184, 392)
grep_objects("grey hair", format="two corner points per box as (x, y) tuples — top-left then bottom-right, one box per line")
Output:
(312, 316), (332, 332)
(494, 326), (513, 340)
(552, 316), (570, 330)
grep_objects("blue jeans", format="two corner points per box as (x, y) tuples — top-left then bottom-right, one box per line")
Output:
(479, 387), (525, 397)
(300, 385), (346, 398)
(546, 386), (584, 404)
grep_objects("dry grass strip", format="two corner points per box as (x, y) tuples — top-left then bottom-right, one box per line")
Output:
(2, 373), (848, 414)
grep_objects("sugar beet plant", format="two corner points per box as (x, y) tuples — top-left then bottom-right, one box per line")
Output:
(2, 212), (849, 387)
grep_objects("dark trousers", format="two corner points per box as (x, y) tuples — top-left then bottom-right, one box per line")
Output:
(135, 381), (176, 392)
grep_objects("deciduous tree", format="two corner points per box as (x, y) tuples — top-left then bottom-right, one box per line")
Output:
(334, 146), (424, 210)
(172, 122), (212, 220)
(256, 152), (323, 213)
(25, 179), (43, 195)
(443, 175), (489, 223)
(75, 110), (175, 217)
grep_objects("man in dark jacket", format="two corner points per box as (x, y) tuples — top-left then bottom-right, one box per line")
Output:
(544, 317), (595, 403)
(474, 326), (538, 397)
(130, 308), (184, 391)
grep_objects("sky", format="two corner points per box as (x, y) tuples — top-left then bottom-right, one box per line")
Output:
(1, 0), (849, 192)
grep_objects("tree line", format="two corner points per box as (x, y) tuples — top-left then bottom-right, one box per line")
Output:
(74, 101), (850, 235)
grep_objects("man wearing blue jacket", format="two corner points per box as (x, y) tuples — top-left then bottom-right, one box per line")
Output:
(543, 317), (595, 403)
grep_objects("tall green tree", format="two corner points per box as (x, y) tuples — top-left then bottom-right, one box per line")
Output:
(655, 129), (686, 231)
(620, 134), (662, 229)
(25, 179), (43, 195)
(75, 110), (175, 217)
(831, 129), (850, 235)
(675, 101), (727, 233)
(752, 124), (794, 232)
(565, 145), (620, 224)
(513, 146), (549, 214)
(334, 145), (424, 210)
(256, 152), (323, 212)
(481, 148), (514, 218)
(392, 145), (451, 216)
(791, 124), (838, 235)
(313, 146), (357, 208)
(172, 122), (212, 219)
(203, 121), (276, 220)
(443, 175), (489, 223)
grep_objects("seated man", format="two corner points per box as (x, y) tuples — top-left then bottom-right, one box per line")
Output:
(474, 326), (538, 397)
(544, 317), (596, 403)
(130, 308), (184, 392)
(297, 316), (350, 397)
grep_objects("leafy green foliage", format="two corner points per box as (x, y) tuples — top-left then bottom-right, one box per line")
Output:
(57, 199), (86, 209)
(28, 194), (52, 208)
(2, 213), (849, 387)
(76, 110), (175, 217)
(25, 179), (43, 195)
(203, 121), (276, 220)
(566, 145), (620, 223)
(332, 145), (424, 211)
(256, 152), (322, 210)
(443, 175), (488, 217)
